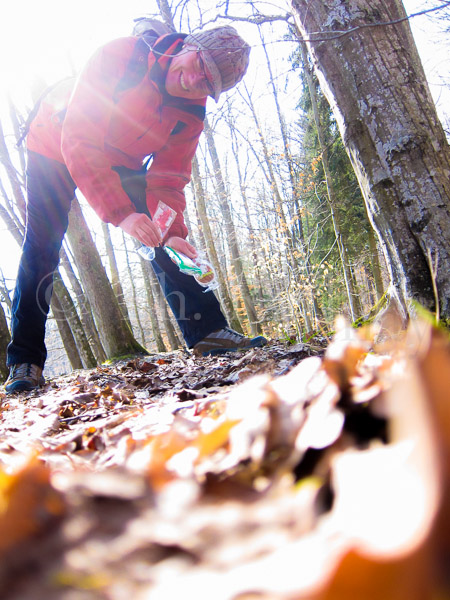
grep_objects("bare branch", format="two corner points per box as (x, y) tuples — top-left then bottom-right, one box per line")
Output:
(205, 1), (450, 45)
(294, 1), (450, 43)
(207, 13), (292, 26)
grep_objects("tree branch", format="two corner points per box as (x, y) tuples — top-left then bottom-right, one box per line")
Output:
(206, 1), (450, 44)
(294, 1), (450, 43)
(209, 13), (292, 26)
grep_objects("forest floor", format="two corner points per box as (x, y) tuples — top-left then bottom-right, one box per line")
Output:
(0, 319), (449, 600)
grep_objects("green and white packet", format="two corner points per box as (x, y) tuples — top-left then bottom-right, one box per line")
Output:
(164, 246), (218, 292)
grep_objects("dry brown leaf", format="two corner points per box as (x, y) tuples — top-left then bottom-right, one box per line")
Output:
(145, 429), (190, 489)
(194, 418), (240, 460)
(0, 457), (65, 555)
(322, 319), (368, 391)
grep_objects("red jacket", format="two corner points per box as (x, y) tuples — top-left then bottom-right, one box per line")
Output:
(27, 36), (206, 239)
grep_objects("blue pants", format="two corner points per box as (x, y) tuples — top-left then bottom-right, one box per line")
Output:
(7, 152), (226, 368)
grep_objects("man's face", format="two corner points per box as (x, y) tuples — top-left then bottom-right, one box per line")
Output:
(165, 46), (215, 100)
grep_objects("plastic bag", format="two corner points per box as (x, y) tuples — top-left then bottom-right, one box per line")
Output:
(137, 201), (176, 261)
(164, 246), (218, 292)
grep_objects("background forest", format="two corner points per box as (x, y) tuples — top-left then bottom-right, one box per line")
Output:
(0, 0), (448, 379)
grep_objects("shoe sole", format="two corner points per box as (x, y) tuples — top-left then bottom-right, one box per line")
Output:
(197, 336), (267, 357)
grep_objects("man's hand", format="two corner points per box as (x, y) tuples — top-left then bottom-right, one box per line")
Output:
(119, 213), (162, 247)
(165, 236), (198, 259)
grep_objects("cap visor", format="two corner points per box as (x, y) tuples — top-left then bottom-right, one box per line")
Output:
(199, 49), (222, 102)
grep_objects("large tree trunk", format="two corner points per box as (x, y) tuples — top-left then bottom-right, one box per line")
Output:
(291, 0), (450, 320)
(66, 198), (148, 358)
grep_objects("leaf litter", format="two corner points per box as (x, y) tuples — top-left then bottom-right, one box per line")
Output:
(0, 321), (448, 599)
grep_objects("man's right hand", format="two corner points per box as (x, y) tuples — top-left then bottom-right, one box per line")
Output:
(119, 213), (162, 247)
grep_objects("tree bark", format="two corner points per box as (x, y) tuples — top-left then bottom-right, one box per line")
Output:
(224, 107), (265, 304)
(152, 275), (182, 350)
(50, 291), (83, 370)
(204, 118), (262, 335)
(186, 189), (207, 251)
(122, 233), (146, 345)
(156, 0), (176, 31)
(7, 97), (26, 175)
(191, 156), (243, 333)
(66, 198), (148, 358)
(0, 118), (26, 222)
(102, 222), (132, 328)
(52, 269), (97, 368)
(366, 223), (384, 301)
(59, 246), (107, 363)
(291, 0), (450, 320)
(132, 239), (167, 353)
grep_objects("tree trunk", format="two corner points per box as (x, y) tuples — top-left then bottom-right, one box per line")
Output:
(191, 157), (243, 332)
(132, 239), (167, 353)
(122, 233), (146, 345)
(0, 276), (12, 314)
(186, 189), (207, 251)
(59, 246), (107, 362)
(0, 118), (26, 222)
(50, 291), (83, 370)
(152, 276), (182, 350)
(300, 41), (359, 321)
(204, 119), (262, 335)
(224, 107), (265, 305)
(291, 0), (450, 320)
(66, 198), (148, 358)
(0, 184), (24, 242)
(367, 224), (384, 301)
(52, 269), (97, 368)
(258, 27), (304, 245)
(241, 84), (295, 257)
(7, 98), (26, 175)
(239, 84), (317, 329)
(102, 222), (132, 328)
(156, 0), (176, 31)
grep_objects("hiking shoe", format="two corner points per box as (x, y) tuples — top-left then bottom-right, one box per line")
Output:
(5, 363), (45, 393)
(193, 327), (267, 357)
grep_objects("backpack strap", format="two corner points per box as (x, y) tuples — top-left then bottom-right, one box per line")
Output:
(149, 33), (187, 93)
(112, 33), (206, 123)
(113, 37), (152, 102)
(113, 33), (184, 101)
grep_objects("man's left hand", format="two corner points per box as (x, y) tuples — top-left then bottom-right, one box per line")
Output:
(165, 236), (198, 259)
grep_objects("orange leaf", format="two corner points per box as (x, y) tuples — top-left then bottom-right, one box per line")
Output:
(0, 458), (65, 555)
(146, 429), (189, 489)
(314, 544), (433, 600)
(193, 419), (240, 460)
